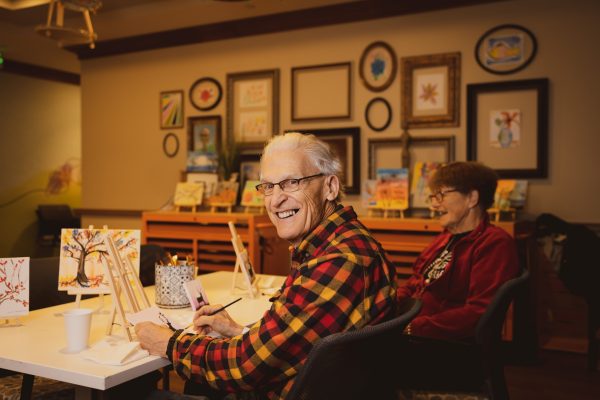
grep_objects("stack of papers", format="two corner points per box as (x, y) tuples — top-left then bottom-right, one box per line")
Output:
(80, 336), (149, 366)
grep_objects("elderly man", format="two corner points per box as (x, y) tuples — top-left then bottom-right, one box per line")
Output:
(136, 132), (396, 399)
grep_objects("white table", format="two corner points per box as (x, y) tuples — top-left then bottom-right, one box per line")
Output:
(0, 271), (283, 397)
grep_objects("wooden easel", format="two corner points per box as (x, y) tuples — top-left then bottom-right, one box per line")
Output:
(227, 221), (258, 298)
(243, 205), (264, 214)
(488, 207), (517, 222)
(210, 203), (233, 213)
(102, 235), (150, 341)
(367, 206), (405, 219)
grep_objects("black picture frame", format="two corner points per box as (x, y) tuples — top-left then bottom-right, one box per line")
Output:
(365, 97), (392, 132)
(467, 78), (549, 178)
(162, 132), (179, 158)
(287, 127), (361, 194)
(475, 24), (538, 75)
(359, 41), (397, 92)
(189, 77), (222, 111)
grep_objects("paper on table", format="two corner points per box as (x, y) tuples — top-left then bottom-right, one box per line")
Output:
(80, 336), (149, 366)
(126, 306), (222, 337)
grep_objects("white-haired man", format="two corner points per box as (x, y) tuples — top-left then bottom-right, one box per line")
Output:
(136, 132), (396, 399)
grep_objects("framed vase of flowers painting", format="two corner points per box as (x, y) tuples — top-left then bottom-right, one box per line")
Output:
(401, 52), (460, 128)
(467, 78), (549, 178)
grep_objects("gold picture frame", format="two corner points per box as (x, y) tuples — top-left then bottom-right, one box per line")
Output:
(401, 52), (460, 128)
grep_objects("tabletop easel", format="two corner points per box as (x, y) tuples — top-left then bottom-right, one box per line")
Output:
(367, 206), (405, 218)
(210, 202), (233, 213)
(228, 221), (258, 298)
(102, 235), (150, 341)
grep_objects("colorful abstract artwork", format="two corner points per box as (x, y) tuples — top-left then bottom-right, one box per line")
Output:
(160, 90), (184, 129)
(375, 168), (409, 210)
(59, 229), (140, 294)
(0, 257), (29, 317)
(485, 34), (524, 66)
(241, 180), (264, 207)
(411, 161), (443, 208)
(490, 109), (521, 148)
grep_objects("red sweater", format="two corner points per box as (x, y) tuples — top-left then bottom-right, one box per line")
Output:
(397, 216), (519, 340)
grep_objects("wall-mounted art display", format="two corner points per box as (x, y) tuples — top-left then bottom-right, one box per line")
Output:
(291, 62), (352, 122)
(401, 52), (460, 128)
(0, 257), (29, 318)
(467, 78), (548, 178)
(160, 90), (184, 129)
(162, 132), (179, 158)
(365, 97), (392, 132)
(227, 69), (280, 146)
(359, 41), (397, 92)
(59, 229), (140, 294)
(475, 24), (537, 75)
(188, 115), (221, 155)
(189, 77), (222, 111)
(368, 136), (455, 179)
(288, 127), (360, 194)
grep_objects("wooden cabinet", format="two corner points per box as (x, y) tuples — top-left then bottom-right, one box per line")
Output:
(141, 211), (290, 275)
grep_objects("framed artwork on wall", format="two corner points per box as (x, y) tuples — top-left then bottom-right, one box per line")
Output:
(368, 136), (455, 179)
(401, 52), (460, 128)
(227, 69), (280, 146)
(365, 97), (392, 132)
(187, 116), (221, 155)
(189, 77), (222, 111)
(467, 78), (549, 178)
(287, 127), (360, 194)
(359, 41), (397, 92)
(291, 62), (352, 122)
(475, 24), (537, 75)
(160, 90), (184, 129)
(162, 132), (179, 158)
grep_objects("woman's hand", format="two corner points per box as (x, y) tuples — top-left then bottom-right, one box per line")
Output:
(193, 304), (244, 337)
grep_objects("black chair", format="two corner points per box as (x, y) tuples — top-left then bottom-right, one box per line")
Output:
(139, 244), (169, 287)
(29, 257), (74, 310)
(35, 204), (80, 246)
(286, 299), (422, 400)
(397, 269), (530, 400)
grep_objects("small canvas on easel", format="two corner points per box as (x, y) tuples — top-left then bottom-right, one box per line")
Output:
(58, 229), (140, 294)
(411, 162), (442, 208)
(376, 168), (409, 210)
(174, 182), (204, 211)
(0, 257), (29, 318)
(183, 279), (209, 311)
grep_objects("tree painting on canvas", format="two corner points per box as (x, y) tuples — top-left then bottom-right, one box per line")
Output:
(58, 229), (140, 294)
(0, 257), (29, 317)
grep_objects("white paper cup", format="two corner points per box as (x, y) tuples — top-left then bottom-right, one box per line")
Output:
(63, 308), (93, 353)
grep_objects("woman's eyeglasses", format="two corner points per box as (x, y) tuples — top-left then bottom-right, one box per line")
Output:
(427, 189), (458, 204)
(255, 173), (324, 196)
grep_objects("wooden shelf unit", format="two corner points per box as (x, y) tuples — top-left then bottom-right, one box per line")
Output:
(142, 211), (275, 274)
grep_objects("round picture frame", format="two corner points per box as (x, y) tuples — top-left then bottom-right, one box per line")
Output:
(359, 41), (397, 92)
(475, 24), (537, 75)
(365, 97), (392, 132)
(162, 132), (179, 158)
(189, 77), (222, 111)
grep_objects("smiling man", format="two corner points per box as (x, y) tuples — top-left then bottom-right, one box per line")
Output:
(136, 132), (396, 399)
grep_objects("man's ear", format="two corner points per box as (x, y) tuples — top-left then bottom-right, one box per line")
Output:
(324, 175), (340, 201)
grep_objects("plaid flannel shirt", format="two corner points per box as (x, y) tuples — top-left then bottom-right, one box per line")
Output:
(167, 205), (396, 399)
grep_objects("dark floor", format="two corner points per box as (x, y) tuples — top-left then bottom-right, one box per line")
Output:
(506, 350), (600, 400)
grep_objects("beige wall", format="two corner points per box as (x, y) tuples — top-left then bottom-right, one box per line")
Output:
(81, 0), (600, 224)
(0, 72), (81, 257)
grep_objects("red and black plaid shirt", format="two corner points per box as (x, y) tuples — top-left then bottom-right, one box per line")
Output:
(168, 205), (396, 399)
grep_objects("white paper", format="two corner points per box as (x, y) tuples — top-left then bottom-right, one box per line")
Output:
(81, 336), (149, 365)
(126, 305), (190, 330)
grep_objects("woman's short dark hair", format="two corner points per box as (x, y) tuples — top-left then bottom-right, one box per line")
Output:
(429, 161), (498, 211)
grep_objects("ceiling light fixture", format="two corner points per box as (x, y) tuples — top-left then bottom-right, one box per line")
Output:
(35, 0), (102, 49)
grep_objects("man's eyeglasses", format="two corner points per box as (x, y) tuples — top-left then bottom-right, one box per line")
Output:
(255, 173), (324, 196)
(428, 189), (459, 204)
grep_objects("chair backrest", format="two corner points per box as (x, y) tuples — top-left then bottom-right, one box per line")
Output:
(29, 257), (74, 310)
(139, 244), (169, 287)
(286, 299), (422, 400)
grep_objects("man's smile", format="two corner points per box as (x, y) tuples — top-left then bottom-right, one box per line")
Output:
(276, 209), (299, 219)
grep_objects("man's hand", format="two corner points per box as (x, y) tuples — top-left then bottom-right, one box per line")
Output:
(193, 304), (244, 337)
(135, 322), (173, 357)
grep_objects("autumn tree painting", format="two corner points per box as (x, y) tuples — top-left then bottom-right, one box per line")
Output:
(59, 229), (140, 293)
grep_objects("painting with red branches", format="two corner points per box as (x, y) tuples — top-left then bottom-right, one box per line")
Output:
(58, 229), (140, 294)
(0, 257), (29, 317)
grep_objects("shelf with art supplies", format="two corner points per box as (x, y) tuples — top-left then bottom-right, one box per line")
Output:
(487, 180), (528, 222)
(0, 257), (30, 327)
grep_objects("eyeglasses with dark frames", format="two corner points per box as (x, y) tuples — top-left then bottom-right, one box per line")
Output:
(255, 173), (324, 196)
(427, 189), (459, 204)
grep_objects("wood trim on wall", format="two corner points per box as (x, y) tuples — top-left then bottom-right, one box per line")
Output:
(67, 0), (504, 59)
(74, 208), (143, 218)
(0, 59), (80, 85)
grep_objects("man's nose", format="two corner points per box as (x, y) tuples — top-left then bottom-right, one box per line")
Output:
(269, 184), (287, 205)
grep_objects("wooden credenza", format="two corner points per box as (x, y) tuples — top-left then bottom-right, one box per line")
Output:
(141, 211), (290, 275)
